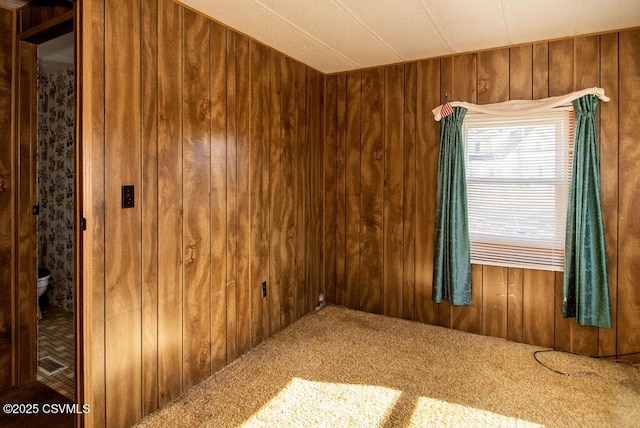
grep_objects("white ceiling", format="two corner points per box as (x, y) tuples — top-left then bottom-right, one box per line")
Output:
(179, 0), (640, 74)
(38, 32), (74, 74)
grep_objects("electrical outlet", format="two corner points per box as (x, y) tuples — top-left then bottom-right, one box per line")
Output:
(262, 281), (267, 297)
(122, 185), (135, 208)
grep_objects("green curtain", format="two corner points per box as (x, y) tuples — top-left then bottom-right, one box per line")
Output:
(563, 94), (611, 328)
(433, 107), (471, 305)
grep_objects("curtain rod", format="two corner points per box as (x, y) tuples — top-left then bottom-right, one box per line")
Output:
(432, 87), (609, 121)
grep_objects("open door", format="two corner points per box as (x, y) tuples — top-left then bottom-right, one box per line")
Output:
(15, 36), (39, 387)
(0, 5), (16, 393)
(7, 2), (82, 414)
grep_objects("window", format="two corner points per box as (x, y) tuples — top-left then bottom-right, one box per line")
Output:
(463, 110), (573, 271)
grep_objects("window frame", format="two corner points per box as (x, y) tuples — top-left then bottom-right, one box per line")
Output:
(462, 109), (574, 271)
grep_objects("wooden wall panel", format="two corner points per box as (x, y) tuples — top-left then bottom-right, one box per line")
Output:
(280, 56), (296, 328)
(414, 59), (439, 326)
(313, 70), (324, 311)
(249, 40), (269, 347)
(598, 32), (619, 358)
(260, 50), (272, 339)
(509, 45), (532, 100)
(522, 270), (555, 348)
(335, 73), (347, 307)
(618, 29), (640, 357)
(310, 70), (321, 313)
(249, 39), (262, 346)
(532, 43), (549, 100)
(294, 63), (307, 321)
(268, 51), (283, 335)
(0, 6), (14, 390)
(323, 30), (639, 362)
(482, 266), (507, 339)
(104, 0), (142, 424)
(383, 65), (404, 318)
(210, 21), (227, 373)
(324, 75), (338, 304)
(359, 67), (384, 314)
(81, 0), (107, 423)
(182, 9), (211, 388)
(477, 48), (508, 104)
(507, 268), (523, 343)
(548, 40), (572, 97)
(402, 63), (417, 321)
(255, 44), (270, 335)
(235, 34), (251, 357)
(553, 271), (568, 351)
(345, 71), (361, 310)
(310, 70), (324, 312)
(452, 54), (476, 103)
(574, 36), (600, 89)
(141, 0), (158, 414)
(157, 0), (183, 406)
(225, 31), (238, 364)
(300, 68), (309, 313)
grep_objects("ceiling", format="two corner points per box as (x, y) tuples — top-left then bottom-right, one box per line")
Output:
(38, 32), (74, 74)
(179, 0), (640, 74)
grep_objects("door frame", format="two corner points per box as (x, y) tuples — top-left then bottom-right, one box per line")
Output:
(13, 3), (84, 419)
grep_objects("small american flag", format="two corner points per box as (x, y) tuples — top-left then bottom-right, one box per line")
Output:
(440, 99), (454, 118)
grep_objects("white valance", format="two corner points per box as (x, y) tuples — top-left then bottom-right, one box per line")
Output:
(432, 87), (610, 121)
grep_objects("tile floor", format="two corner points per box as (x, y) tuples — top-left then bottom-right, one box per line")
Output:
(37, 305), (75, 401)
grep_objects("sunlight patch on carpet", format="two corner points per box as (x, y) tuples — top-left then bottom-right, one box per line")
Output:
(241, 378), (401, 427)
(409, 396), (543, 427)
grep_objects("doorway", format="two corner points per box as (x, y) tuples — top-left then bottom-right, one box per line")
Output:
(10, 2), (82, 415)
(35, 31), (75, 401)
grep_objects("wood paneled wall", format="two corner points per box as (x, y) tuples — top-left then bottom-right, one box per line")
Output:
(324, 29), (640, 360)
(80, 0), (324, 425)
(18, 3), (72, 33)
(0, 5), (15, 391)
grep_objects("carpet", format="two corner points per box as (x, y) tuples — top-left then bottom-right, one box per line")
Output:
(137, 305), (640, 427)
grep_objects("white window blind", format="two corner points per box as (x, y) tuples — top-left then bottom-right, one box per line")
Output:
(463, 110), (573, 271)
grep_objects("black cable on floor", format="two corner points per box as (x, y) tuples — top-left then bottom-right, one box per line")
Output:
(534, 349), (640, 376)
(533, 350), (571, 376)
(594, 351), (640, 359)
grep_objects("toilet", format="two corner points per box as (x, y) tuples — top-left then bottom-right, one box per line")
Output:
(37, 267), (50, 320)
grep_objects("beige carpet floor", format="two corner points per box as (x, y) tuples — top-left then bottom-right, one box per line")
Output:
(137, 305), (640, 427)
